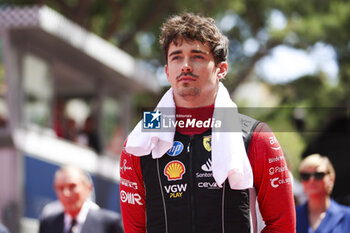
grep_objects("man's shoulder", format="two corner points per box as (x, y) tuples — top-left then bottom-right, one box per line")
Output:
(89, 208), (121, 221)
(87, 208), (123, 232)
(238, 113), (259, 129)
(40, 210), (64, 222)
(238, 113), (260, 150)
(40, 201), (64, 219)
(85, 208), (123, 233)
(39, 211), (64, 233)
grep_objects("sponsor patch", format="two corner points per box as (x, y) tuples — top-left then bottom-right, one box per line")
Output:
(268, 155), (284, 164)
(201, 158), (212, 172)
(167, 141), (184, 156)
(164, 184), (187, 198)
(195, 158), (213, 179)
(269, 166), (288, 176)
(198, 182), (220, 190)
(120, 190), (143, 205)
(203, 136), (212, 152)
(270, 177), (291, 188)
(120, 159), (132, 174)
(270, 146), (281, 150)
(196, 172), (213, 178)
(120, 178), (138, 190)
(269, 136), (278, 145)
(164, 160), (185, 181)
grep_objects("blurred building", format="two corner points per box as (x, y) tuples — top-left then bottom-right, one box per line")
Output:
(0, 5), (160, 233)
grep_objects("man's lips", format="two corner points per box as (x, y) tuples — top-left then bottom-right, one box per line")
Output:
(177, 76), (197, 82)
(176, 72), (198, 82)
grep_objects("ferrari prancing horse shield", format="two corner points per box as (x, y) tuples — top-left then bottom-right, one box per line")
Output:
(203, 136), (212, 152)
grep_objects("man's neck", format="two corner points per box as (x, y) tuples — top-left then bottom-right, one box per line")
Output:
(175, 104), (214, 135)
(173, 90), (217, 108)
(68, 210), (80, 219)
(174, 99), (214, 108)
(66, 201), (90, 222)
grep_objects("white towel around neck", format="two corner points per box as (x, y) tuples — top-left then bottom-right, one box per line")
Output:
(125, 82), (253, 189)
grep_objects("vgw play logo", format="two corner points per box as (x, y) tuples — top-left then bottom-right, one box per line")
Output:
(143, 110), (162, 129)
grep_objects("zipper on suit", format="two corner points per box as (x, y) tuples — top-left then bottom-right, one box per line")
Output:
(187, 136), (196, 233)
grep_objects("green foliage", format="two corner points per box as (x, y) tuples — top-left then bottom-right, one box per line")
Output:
(3, 0), (350, 169)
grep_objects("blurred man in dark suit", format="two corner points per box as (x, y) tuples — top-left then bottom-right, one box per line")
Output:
(39, 165), (123, 233)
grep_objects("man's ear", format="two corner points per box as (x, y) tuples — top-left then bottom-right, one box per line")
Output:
(165, 64), (170, 81)
(87, 183), (93, 195)
(217, 62), (228, 80)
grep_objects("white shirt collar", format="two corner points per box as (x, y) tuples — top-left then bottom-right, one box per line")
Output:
(64, 201), (91, 233)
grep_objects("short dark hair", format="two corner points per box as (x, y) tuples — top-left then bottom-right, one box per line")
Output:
(159, 13), (228, 65)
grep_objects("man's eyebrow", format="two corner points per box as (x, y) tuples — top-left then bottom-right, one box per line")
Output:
(191, 49), (209, 54)
(168, 49), (209, 57)
(168, 50), (182, 57)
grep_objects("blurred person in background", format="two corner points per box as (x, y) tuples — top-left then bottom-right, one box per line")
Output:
(0, 223), (10, 233)
(76, 115), (102, 154)
(40, 169), (99, 218)
(296, 153), (350, 233)
(39, 165), (123, 233)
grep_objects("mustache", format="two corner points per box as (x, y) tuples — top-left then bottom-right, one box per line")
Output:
(176, 72), (199, 80)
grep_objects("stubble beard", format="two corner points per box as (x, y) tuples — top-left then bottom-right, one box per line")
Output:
(177, 84), (200, 98)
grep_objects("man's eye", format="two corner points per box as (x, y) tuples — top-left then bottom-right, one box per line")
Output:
(171, 56), (180, 61)
(194, 55), (204, 59)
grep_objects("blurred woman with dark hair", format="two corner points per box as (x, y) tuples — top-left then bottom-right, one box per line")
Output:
(296, 153), (350, 233)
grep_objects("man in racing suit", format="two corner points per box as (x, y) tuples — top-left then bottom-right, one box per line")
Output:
(119, 13), (296, 233)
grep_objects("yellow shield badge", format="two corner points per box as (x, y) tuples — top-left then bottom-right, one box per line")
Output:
(203, 136), (212, 152)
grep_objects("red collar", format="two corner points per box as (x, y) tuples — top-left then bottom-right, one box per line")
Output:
(175, 104), (214, 136)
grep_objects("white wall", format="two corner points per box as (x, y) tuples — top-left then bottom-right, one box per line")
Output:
(21, 218), (39, 233)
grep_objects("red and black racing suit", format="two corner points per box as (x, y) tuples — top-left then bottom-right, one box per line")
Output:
(119, 106), (296, 233)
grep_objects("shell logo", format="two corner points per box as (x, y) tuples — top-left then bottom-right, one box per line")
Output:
(164, 161), (185, 181)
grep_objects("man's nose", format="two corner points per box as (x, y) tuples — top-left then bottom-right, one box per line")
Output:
(62, 187), (72, 196)
(181, 60), (193, 73)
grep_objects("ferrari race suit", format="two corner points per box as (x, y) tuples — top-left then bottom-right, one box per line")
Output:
(120, 109), (296, 233)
